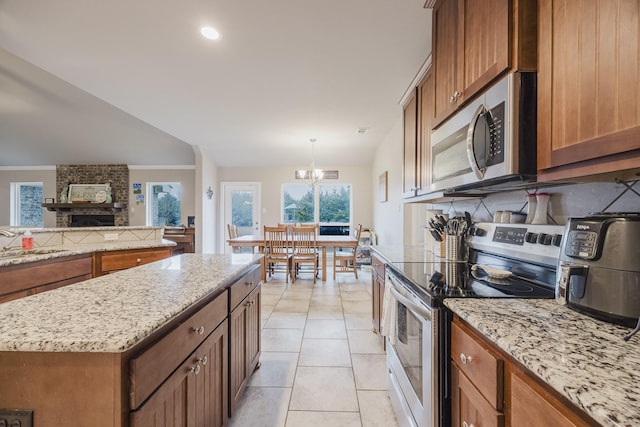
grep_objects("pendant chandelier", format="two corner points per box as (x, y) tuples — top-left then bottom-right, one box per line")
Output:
(296, 138), (324, 185)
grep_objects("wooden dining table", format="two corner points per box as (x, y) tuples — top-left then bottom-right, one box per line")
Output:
(227, 234), (357, 282)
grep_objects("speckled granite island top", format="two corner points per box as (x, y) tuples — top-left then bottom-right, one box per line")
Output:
(0, 253), (261, 353)
(444, 298), (640, 427)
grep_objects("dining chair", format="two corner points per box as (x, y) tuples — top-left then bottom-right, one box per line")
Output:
(333, 224), (363, 280)
(227, 224), (241, 253)
(264, 225), (291, 282)
(291, 226), (318, 283)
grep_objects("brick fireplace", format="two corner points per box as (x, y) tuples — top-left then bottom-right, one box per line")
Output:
(56, 164), (129, 227)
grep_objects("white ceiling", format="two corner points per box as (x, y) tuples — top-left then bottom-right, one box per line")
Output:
(0, 0), (432, 168)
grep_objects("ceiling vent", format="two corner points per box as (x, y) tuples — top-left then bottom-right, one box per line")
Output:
(356, 127), (369, 135)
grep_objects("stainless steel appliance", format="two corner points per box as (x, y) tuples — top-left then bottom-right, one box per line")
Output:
(385, 222), (564, 427)
(556, 212), (640, 327)
(429, 72), (536, 193)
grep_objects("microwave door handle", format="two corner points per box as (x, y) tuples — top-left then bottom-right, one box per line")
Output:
(389, 287), (432, 321)
(466, 104), (488, 180)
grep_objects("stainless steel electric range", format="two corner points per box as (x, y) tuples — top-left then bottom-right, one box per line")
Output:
(384, 222), (565, 427)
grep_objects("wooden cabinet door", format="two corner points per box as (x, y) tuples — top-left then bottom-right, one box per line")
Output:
(193, 319), (228, 427)
(245, 286), (261, 379)
(402, 90), (418, 198)
(510, 371), (586, 427)
(433, 0), (460, 124)
(538, 0), (640, 180)
(417, 69), (434, 196)
(451, 364), (504, 427)
(229, 285), (261, 415)
(130, 321), (228, 427)
(459, 0), (510, 98)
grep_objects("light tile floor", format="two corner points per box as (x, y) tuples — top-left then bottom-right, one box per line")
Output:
(228, 268), (399, 427)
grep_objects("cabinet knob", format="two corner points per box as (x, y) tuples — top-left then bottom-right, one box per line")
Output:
(460, 353), (473, 364)
(450, 90), (462, 103)
(190, 364), (201, 375)
(198, 356), (208, 366)
(245, 281), (253, 286)
(136, 258), (142, 263)
(192, 326), (205, 335)
(462, 421), (475, 427)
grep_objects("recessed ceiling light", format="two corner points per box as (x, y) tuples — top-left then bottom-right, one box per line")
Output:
(200, 26), (220, 40)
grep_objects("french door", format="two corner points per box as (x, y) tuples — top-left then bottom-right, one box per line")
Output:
(221, 183), (261, 254)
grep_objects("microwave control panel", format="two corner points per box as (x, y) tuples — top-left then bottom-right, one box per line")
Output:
(487, 102), (505, 166)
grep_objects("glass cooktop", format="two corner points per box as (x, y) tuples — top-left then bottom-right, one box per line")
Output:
(388, 260), (556, 301)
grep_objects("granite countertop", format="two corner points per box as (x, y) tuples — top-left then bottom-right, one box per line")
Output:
(371, 245), (435, 263)
(0, 239), (176, 268)
(0, 253), (262, 353)
(444, 298), (640, 427)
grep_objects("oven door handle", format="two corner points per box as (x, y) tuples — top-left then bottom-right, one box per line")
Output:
(389, 286), (432, 321)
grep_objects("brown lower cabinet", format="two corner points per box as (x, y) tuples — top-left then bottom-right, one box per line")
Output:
(229, 269), (262, 415)
(451, 316), (598, 427)
(130, 319), (228, 427)
(0, 253), (92, 303)
(371, 253), (386, 348)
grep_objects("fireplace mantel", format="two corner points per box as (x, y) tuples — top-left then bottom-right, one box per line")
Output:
(42, 202), (124, 212)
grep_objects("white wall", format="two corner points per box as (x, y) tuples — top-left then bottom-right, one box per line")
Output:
(370, 117), (406, 245)
(218, 164), (372, 238)
(194, 146), (218, 254)
(0, 167), (57, 227)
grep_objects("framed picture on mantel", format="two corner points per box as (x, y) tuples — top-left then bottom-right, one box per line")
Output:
(68, 184), (111, 203)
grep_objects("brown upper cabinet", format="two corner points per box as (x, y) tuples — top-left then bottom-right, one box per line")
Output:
(403, 68), (435, 199)
(402, 90), (419, 198)
(432, 0), (537, 127)
(537, 0), (640, 181)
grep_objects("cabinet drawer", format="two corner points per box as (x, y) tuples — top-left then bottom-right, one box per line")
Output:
(0, 254), (92, 297)
(451, 321), (503, 409)
(129, 292), (228, 409)
(229, 265), (261, 311)
(371, 254), (385, 278)
(98, 247), (172, 274)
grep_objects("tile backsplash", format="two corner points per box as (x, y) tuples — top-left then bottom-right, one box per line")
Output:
(429, 180), (640, 225)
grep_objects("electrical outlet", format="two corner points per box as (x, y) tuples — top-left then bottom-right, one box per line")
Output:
(104, 233), (119, 241)
(0, 410), (32, 427)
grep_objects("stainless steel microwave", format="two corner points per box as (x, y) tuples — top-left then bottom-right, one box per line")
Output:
(429, 72), (537, 193)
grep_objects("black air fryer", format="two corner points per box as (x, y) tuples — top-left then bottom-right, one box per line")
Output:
(556, 213), (640, 327)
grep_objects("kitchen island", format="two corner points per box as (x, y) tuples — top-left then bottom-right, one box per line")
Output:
(445, 298), (640, 427)
(0, 253), (262, 426)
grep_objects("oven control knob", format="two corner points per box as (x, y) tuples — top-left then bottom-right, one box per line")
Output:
(552, 234), (563, 247)
(525, 232), (538, 243)
(471, 227), (487, 237)
(536, 233), (549, 244)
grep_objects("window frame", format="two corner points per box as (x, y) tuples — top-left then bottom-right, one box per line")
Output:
(280, 182), (353, 230)
(145, 182), (183, 226)
(10, 181), (44, 227)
